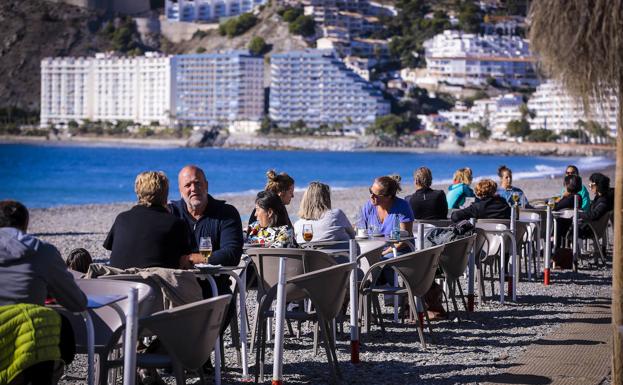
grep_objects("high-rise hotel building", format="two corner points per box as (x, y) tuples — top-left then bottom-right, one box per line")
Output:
(172, 52), (264, 127)
(40, 51), (264, 128)
(269, 50), (389, 133)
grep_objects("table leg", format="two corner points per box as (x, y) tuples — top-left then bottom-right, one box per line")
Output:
(272, 257), (287, 385)
(499, 236), (505, 304)
(123, 288), (138, 385)
(82, 311), (95, 385)
(349, 239), (359, 363)
(467, 243), (475, 312)
(204, 276), (222, 385)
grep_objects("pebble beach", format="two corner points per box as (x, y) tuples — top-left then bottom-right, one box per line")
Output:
(26, 166), (614, 385)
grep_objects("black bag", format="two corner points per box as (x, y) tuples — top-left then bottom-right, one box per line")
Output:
(553, 248), (573, 269)
(452, 220), (474, 235)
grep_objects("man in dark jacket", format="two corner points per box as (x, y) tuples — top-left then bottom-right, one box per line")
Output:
(169, 165), (244, 295)
(451, 179), (511, 222)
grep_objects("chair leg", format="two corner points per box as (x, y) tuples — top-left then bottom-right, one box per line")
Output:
(371, 295), (385, 333)
(477, 261), (486, 305)
(228, 309), (241, 366)
(448, 281), (461, 323)
(172, 362), (185, 385)
(313, 321), (319, 355)
(456, 279), (470, 320)
(318, 317), (340, 382)
(409, 295), (426, 349)
(421, 297), (436, 344)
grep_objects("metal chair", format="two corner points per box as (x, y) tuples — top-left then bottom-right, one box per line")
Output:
(359, 245), (445, 348)
(437, 234), (477, 321)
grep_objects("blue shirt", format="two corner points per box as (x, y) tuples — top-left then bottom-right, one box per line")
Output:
(497, 186), (529, 207)
(358, 197), (414, 237)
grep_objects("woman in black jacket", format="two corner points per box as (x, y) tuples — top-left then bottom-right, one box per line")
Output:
(579, 173), (614, 237)
(451, 179), (511, 222)
(406, 167), (448, 220)
(554, 174), (582, 245)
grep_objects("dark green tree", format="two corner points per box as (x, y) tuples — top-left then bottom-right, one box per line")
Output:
(248, 36), (267, 56)
(289, 15), (315, 36)
(506, 119), (531, 138)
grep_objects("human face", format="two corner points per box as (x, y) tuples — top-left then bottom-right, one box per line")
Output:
(589, 181), (597, 195)
(255, 204), (273, 228)
(279, 185), (295, 205)
(369, 183), (391, 207)
(565, 167), (577, 176)
(178, 167), (208, 212)
(500, 171), (512, 189)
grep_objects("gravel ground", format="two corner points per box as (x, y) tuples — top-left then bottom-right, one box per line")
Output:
(26, 168), (613, 385)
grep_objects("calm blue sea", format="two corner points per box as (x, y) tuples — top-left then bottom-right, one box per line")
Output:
(0, 143), (614, 208)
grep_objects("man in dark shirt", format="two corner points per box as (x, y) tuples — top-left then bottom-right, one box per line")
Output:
(169, 165), (244, 294)
(104, 171), (192, 269)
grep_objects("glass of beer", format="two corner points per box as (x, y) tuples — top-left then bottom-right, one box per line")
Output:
(302, 224), (313, 242)
(199, 236), (212, 263)
(512, 191), (520, 205)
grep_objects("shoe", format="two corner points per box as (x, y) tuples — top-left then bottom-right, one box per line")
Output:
(138, 368), (166, 385)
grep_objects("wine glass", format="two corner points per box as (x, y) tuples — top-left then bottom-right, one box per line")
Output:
(302, 224), (313, 242)
(199, 236), (212, 263)
(511, 191), (520, 205)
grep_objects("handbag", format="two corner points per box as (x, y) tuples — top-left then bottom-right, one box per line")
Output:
(552, 247), (573, 269)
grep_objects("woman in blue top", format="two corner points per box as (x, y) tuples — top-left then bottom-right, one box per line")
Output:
(559, 165), (591, 211)
(496, 165), (530, 207)
(359, 175), (414, 255)
(447, 167), (475, 209)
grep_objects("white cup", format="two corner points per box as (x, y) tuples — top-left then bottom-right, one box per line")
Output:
(356, 228), (368, 238)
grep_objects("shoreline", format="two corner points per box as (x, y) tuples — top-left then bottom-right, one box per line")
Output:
(1, 134), (616, 156)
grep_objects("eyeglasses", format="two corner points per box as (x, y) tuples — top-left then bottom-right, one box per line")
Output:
(369, 188), (386, 198)
(589, 182), (596, 188)
(565, 171), (576, 175)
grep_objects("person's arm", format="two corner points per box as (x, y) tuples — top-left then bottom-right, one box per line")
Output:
(451, 205), (475, 222)
(210, 206), (244, 266)
(41, 244), (87, 312)
(585, 197), (608, 222)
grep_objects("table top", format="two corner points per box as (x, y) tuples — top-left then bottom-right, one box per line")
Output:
(86, 294), (126, 309)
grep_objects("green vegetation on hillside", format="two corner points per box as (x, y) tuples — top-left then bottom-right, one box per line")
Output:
(277, 6), (315, 37)
(248, 36), (268, 55)
(219, 13), (258, 38)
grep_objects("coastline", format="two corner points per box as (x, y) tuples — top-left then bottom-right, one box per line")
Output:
(28, 164), (615, 261)
(1, 134), (615, 156)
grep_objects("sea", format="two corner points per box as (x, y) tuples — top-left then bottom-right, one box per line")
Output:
(0, 143), (614, 208)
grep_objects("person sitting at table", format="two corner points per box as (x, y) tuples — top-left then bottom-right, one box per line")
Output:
(247, 190), (297, 248)
(248, 169), (295, 227)
(560, 165), (590, 211)
(406, 167), (448, 220)
(553, 174), (582, 246)
(496, 165), (531, 208)
(358, 175), (414, 256)
(104, 171), (192, 270)
(0, 200), (87, 382)
(293, 181), (355, 245)
(579, 173), (614, 239)
(65, 248), (93, 275)
(447, 167), (475, 209)
(451, 179), (511, 222)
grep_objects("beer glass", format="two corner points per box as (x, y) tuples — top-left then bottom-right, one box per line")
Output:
(199, 236), (212, 263)
(302, 224), (313, 242)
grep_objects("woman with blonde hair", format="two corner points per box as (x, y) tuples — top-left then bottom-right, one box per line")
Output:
(406, 167), (448, 219)
(248, 169), (295, 226)
(446, 167), (475, 209)
(293, 182), (355, 244)
(104, 171), (192, 269)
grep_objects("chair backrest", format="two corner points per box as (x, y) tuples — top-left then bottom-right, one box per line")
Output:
(439, 234), (477, 281)
(415, 219), (452, 228)
(588, 210), (612, 238)
(140, 295), (231, 371)
(57, 279), (154, 351)
(556, 209), (576, 219)
(287, 263), (356, 321)
(521, 209), (547, 238)
(356, 239), (387, 255)
(371, 245), (445, 297)
(475, 221), (508, 257)
(99, 274), (165, 314)
(356, 242), (385, 275)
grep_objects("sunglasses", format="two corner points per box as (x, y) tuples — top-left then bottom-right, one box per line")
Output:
(369, 188), (386, 198)
(589, 182), (596, 188)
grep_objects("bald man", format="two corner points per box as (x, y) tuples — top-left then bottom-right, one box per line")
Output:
(169, 165), (244, 293)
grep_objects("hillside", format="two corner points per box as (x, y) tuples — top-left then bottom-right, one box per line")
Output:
(0, 0), (305, 111)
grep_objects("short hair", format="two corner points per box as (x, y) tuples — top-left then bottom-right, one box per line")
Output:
(135, 171), (169, 207)
(589, 173), (610, 195)
(414, 167), (433, 189)
(498, 165), (512, 178)
(298, 182), (331, 220)
(566, 165), (579, 175)
(564, 174), (582, 194)
(265, 170), (295, 194)
(474, 179), (498, 199)
(66, 248), (93, 274)
(374, 175), (402, 198)
(0, 200), (29, 230)
(255, 190), (290, 227)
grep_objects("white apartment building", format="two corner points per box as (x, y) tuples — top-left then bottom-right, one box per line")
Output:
(419, 30), (538, 88)
(165, 0), (266, 22)
(528, 80), (618, 137)
(41, 51), (264, 129)
(41, 52), (172, 127)
(269, 49), (390, 133)
(172, 51), (264, 127)
(471, 93), (523, 138)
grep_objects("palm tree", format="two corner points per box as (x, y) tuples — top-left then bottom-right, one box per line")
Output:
(529, 1), (623, 380)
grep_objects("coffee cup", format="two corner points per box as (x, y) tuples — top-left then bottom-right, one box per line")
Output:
(356, 228), (367, 238)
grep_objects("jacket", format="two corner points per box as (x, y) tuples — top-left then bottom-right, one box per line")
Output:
(581, 188), (614, 222)
(446, 183), (475, 209)
(0, 227), (86, 312)
(169, 195), (243, 267)
(0, 304), (61, 384)
(406, 188), (448, 220)
(451, 196), (511, 222)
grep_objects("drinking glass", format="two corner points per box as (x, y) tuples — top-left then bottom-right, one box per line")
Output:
(199, 236), (212, 263)
(302, 224), (313, 242)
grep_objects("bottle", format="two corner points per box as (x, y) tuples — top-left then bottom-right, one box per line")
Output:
(391, 215), (401, 241)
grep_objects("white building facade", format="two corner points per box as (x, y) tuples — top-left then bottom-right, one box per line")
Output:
(41, 52), (172, 127)
(419, 30), (538, 88)
(165, 0), (266, 22)
(528, 80), (618, 137)
(269, 50), (390, 133)
(171, 51), (264, 127)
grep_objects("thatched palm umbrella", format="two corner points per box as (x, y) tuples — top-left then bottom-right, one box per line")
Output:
(529, 0), (623, 380)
